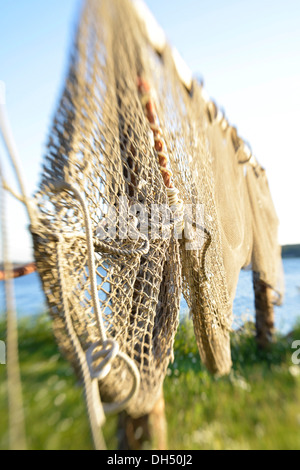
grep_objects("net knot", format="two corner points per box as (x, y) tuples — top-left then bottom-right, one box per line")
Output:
(86, 339), (120, 380)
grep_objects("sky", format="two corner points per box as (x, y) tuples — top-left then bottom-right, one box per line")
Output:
(0, 0), (299, 262)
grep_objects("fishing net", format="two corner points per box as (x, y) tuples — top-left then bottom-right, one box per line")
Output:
(30, 0), (283, 419)
(246, 164), (283, 302)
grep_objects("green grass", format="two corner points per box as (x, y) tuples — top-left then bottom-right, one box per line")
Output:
(0, 315), (300, 450)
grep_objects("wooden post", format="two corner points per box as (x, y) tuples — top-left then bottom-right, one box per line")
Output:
(253, 272), (275, 348)
(118, 392), (167, 450)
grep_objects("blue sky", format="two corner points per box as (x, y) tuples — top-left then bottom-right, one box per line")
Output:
(0, 0), (299, 262)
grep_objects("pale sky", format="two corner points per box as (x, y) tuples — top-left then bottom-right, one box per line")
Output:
(0, 0), (299, 262)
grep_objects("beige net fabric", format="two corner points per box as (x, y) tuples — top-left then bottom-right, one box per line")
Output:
(206, 120), (253, 305)
(246, 165), (283, 303)
(31, 0), (282, 416)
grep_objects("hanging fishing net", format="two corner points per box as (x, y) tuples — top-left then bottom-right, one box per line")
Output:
(29, 0), (283, 421)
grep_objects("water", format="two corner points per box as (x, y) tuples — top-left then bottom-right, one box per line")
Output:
(232, 258), (300, 334)
(1, 258), (299, 334)
(0, 271), (46, 318)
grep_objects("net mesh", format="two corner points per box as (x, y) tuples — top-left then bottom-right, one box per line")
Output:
(31, 0), (282, 416)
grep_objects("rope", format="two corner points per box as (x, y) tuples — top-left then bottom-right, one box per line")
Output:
(2, 179), (25, 203)
(94, 236), (149, 257)
(137, 77), (185, 234)
(52, 181), (107, 342)
(56, 236), (107, 450)
(50, 181), (141, 415)
(0, 104), (34, 224)
(0, 104), (31, 450)
(0, 164), (26, 450)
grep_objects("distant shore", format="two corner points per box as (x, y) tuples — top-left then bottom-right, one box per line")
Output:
(281, 244), (300, 258)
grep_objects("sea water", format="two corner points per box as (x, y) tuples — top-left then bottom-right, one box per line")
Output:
(0, 258), (299, 334)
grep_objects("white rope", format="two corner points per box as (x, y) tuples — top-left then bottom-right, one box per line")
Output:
(51, 181), (141, 415)
(56, 235), (106, 450)
(0, 104), (34, 223)
(0, 163), (27, 450)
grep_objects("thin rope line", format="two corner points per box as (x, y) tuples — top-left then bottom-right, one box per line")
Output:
(0, 164), (26, 450)
(56, 236), (107, 451)
(94, 236), (149, 257)
(0, 105), (34, 224)
(52, 181), (107, 341)
(50, 181), (140, 415)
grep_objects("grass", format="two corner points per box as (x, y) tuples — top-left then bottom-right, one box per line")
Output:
(0, 315), (300, 450)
